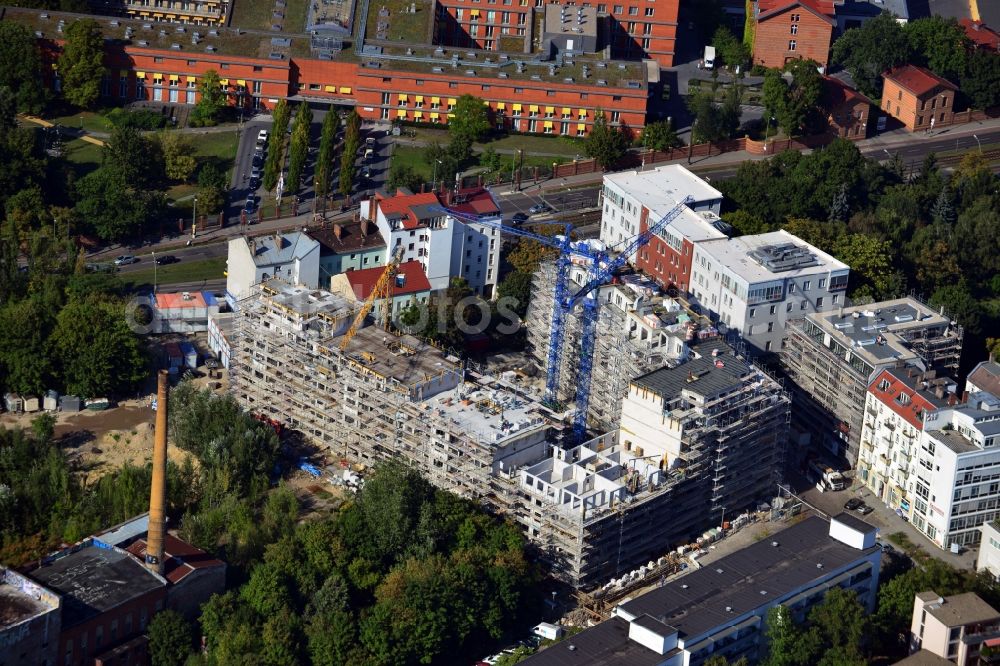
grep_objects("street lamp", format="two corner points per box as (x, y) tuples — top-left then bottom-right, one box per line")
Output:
(152, 251), (157, 293)
(973, 134), (982, 153)
(432, 159), (442, 191)
(191, 197), (198, 239)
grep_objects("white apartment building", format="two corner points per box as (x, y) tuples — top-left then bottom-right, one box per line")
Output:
(689, 230), (850, 353)
(977, 520), (1000, 581)
(364, 187), (501, 297)
(858, 365), (1000, 550)
(599, 164), (724, 257)
(225, 231), (320, 307)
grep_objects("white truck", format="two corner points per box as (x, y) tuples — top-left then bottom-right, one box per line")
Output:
(809, 461), (847, 492)
(703, 45), (716, 70)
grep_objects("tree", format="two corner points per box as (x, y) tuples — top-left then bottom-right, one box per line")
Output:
(0, 298), (55, 394)
(148, 609), (194, 666)
(713, 26), (750, 72)
(807, 587), (866, 665)
(31, 413), (56, 444)
(264, 99), (290, 192)
(904, 16), (968, 82)
(640, 120), (681, 151)
(831, 13), (910, 98)
(315, 109), (338, 200)
(449, 94), (491, 144)
(953, 195), (1000, 289)
(196, 163), (226, 215)
(287, 103), (312, 194)
(0, 23), (47, 113)
(159, 132), (197, 182)
(828, 182), (849, 223)
(104, 125), (159, 189)
(48, 298), (147, 397)
(387, 163), (423, 192)
(761, 69), (786, 134)
(781, 59), (823, 135)
(58, 19), (105, 109)
(688, 90), (735, 143)
(962, 50), (1000, 110)
(583, 109), (629, 169)
(74, 167), (157, 242)
(760, 605), (819, 666)
(835, 233), (902, 302)
(931, 283), (982, 336)
(496, 271), (533, 318)
(192, 69), (226, 127)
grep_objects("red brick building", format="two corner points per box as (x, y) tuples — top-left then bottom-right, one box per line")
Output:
(959, 19), (1000, 51)
(881, 65), (958, 132)
(821, 76), (874, 139)
(751, 0), (836, 69)
(16, 7), (651, 135)
(434, 0), (680, 67)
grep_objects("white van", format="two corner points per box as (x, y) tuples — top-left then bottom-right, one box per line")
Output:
(703, 45), (716, 70)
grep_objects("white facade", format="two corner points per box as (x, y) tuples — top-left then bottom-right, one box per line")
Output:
(368, 194), (501, 297)
(978, 521), (1000, 581)
(689, 230), (850, 353)
(225, 232), (320, 306)
(599, 164), (724, 257)
(860, 378), (1000, 550)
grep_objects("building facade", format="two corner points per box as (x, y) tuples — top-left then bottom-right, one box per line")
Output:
(307, 220), (387, 286)
(781, 298), (963, 465)
(329, 260), (433, 319)
(751, 0), (836, 69)
(881, 65), (958, 132)
(522, 514), (882, 666)
(599, 165), (724, 261)
(977, 521), (1000, 581)
(689, 230), (850, 353)
(822, 75), (874, 139)
(910, 591), (1000, 666)
(1, 567), (61, 666)
(857, 368), (1000, 550)
(225, 232), (321, 306)
(364, 187), (502, 297)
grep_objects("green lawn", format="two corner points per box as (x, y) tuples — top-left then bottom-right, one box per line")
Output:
(283, 0), (310, 32)
(391, 144), (568, 181)
(367, 0), (432, 43)
(232, 0), (308, 31)
(409, 127), (585, 157)
(46, 110), (110, 134)
(62, 138), (104, 179)
(123, 256), (227, 289)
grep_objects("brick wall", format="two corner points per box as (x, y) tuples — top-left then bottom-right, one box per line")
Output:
(58, 587), (166, 666)
(753, 8), (833, 69)
(826, 100), (873, 139)
(881, 79), (957, 132)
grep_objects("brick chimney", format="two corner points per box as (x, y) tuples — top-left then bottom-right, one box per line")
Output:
(146, 370), (169, 575)
(333, 223), (343, 240)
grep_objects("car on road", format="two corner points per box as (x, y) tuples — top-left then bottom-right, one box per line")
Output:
(364, 148), (375, 160)
(843, 497), (863, 511)
(366, 137), (376, 146)
(529, 203), (551, 215)
(245, 197), (257, 214)
(85, 262), (116, 273)
(114, 255), (138, 266)
(250, 166), (261, 179)
(256, 129), (268, 145)
(875, 541), (893, 553)
(248, 176), (261, 191)
(252, 154), (263, 168)
(155, 255), (179, 265)
(511, 212), (529, 224)
(856, 503), (874, 515)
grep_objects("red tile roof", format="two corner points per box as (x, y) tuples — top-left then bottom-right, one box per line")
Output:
(959, 19), (1000, 50)
(822, 76), (874, 108)
(376, 191), (441, 230)
(868, 368), (952, 431)
(447, 187), (501, 217)
(883, 64), (959, 97)
(344, 260), (432, 300)
(125, 535), (225, 585)
(758, 0), (835, 23)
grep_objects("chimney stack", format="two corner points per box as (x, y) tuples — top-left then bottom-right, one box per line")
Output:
(146, 370), (169, 575)
(333, 223), (343, 240)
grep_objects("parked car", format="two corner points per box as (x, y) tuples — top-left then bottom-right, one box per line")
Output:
(114, 255), (138, 265)
(155, 255), (179, 265)
(250, 166), (262, 179)
(856, 503), (874, 515)
(528, 203), (551, 215)
(248, 176), (261, 191)
(366, 136), (376, 146)
(245, 197), (257, 214)
(251, 154), (263, 168)
(875, 541), (893, 553)
(511, 212), (529, 224)
(843, 497), (863, 511)
(256, 129), (269, 144)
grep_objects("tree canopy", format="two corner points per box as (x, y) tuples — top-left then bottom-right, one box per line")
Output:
(0, 23), (47, 113)
(192, 69), (226, 127)
(58, 19), (106, 109)
(831, 13), (910, 98)
(583, 109), (630, 169)
(449, 94), (491, 144)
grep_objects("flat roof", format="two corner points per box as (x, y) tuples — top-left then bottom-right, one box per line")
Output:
(923, 592), (1000, 627)
(812, 298), (954, 366)
(525, 516), (877, 665)
(30, 545), (164, 629)
(0, 576), (56, 629)
(429, 376), (547, 445)
(603, 165), (724, 218)
(632, 347), (753, 401)
(696, 230), (848, 284)
(262, 281), (358, 321)
(336, 326), (462, 387)
(544, 4), (598, 39)
(832, 511), (877, 534)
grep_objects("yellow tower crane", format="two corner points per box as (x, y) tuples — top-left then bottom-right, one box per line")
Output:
(339, 245), (405, 351)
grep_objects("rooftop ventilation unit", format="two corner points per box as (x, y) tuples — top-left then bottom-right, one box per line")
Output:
(749, 242), (820, 273)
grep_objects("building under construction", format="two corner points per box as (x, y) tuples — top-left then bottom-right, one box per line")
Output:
(518, 344), (790, 588)
(524, 261), (716, 432)
(230, 281), (788, 589)
(781, 297), (963, 466)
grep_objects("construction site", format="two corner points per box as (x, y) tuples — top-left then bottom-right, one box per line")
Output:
(524, 261), (721, 432)
(227, 277), (790, 589)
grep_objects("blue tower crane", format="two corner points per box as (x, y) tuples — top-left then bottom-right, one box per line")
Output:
(434, 195), (692, 442)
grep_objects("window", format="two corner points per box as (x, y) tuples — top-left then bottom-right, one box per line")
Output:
(644, 6), (653, 15)
(153, 56), (164, 63)
(803, 280), (811, 290)
(788, 40), (797, 51)
(791, 13), (800, 21)
(770, 305), (777, 315)
(818, 278), (826, 288)
(628, 6), (637, 15)
(816, 297), (824, 307)
(614, 5), (623, 13)
(749, 308), (756, 318)
(790, 23), (798, 34)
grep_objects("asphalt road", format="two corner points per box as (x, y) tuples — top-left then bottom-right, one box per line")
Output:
(113, 242), (228, 274)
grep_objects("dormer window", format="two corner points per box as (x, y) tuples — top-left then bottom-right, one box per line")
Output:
(878, 378), (891, 392)
(896, 392), (911, 406)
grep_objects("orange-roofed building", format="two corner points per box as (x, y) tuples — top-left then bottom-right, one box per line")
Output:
(150, 291), (221, 333)
(959, 19), (1000, 51)
(329, 260), (433, 320)
(821, 76), (874, 139)
(751, 0), (836, 69)
(364, 188), (501, 298)
(881, 65), (959, 132)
